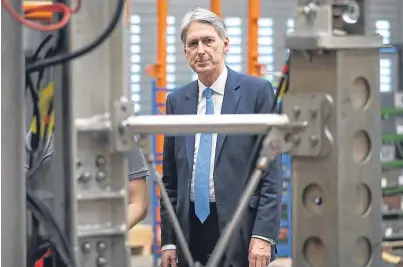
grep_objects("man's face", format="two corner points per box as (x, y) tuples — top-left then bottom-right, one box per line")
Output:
(184, 21), (229, 75)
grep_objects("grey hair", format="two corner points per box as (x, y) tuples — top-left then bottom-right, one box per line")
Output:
(180, 7), (227, 44)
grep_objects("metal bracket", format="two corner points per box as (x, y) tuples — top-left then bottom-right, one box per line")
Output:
(283, 93), (333, 157)
(258, 127), (295, 168)
(111, 99), (135, 153)
(75, 99), (137, 153)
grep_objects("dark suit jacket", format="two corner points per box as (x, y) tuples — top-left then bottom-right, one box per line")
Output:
(160, 66), (283, 267)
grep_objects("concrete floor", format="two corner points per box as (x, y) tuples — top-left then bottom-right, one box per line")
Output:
(131, 256), (292, 267)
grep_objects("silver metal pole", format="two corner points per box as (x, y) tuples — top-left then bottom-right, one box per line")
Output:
(1, 1), (26, 267)
(75, 113), (305, 135)
(122, 114), (293, 135)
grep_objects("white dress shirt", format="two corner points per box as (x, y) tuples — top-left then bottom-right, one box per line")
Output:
(162, 67), (275, 251)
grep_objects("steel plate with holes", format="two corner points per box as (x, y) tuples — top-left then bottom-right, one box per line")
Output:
(282, 93), (332, 157)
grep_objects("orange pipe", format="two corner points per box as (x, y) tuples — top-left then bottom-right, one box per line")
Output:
(24, 1), (53, 20)
(156, 1), (168, 250)
(248, 0), (260, 76)
(211, 0), (221, 17)
(156, 0), (167, 171)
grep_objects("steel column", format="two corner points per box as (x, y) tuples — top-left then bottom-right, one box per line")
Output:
(53, 26), (76, 245)
(286, 1), (383, 266)
(1, 0), (26, 267)
(288, 49), (383, 267)
(68, 1), (129, 266)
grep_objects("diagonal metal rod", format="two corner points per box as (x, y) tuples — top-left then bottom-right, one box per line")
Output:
(206, 128), (292, 267)
(145, 153), (195, 267)
(210, 168), (264, 267)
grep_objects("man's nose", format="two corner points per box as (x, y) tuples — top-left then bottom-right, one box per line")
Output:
(196, 43), (206, 55)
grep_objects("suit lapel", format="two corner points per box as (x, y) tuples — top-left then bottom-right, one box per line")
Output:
(185, 81), (198, 170)
(214, 68), (241, 166)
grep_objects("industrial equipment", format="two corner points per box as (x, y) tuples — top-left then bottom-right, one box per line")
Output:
(1, 0), (388, 267)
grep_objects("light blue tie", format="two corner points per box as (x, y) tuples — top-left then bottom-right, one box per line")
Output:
(194, 87), (214, 223)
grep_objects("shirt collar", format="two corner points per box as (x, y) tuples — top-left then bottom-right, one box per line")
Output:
(197, 66), (228, 98)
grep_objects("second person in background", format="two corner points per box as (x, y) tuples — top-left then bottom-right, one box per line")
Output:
(160, 7), (283, 267)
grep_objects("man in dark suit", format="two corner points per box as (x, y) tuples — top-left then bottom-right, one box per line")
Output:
(160, 7), (282, 267)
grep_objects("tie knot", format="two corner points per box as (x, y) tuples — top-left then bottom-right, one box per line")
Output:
(203, 88), (213, 99)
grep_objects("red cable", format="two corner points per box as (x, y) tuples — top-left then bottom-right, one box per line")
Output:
(1, 0), (81, 32)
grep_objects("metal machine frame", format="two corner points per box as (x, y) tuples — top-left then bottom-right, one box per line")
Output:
(2, 0), (385, 267)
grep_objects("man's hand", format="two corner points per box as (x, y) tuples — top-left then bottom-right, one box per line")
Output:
(248, 238), (271, 267)
(160, 249), (177, 267)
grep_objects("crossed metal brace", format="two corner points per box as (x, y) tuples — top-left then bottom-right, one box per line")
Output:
(76, 110), (308, 267)
(145, 126), (295, 267)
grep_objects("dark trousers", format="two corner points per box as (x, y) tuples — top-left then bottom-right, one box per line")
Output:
(188, 202), (224, 266)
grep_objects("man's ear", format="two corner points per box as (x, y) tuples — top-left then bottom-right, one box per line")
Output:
(223, 37), (230, 54)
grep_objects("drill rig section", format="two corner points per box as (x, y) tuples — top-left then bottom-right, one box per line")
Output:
(286, 0), (380, 49)
(68, 1), (130, 266)
(286, 1), (384, 267)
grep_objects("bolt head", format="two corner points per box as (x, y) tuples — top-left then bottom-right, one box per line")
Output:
(97, 241), (107, 252)
(79, 172), (92, 183)
(97, 257), (107, 267)
(310, 135), (319, 146)
(95, 155), (106, 167)
(81, 242), (91, 253)
(96, 171), (106, 182)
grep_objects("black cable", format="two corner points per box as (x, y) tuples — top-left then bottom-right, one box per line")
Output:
(26, 34), (57, 267)
(27, 216), (40, 267)
(25, 34), (54, 155)
(26, 41), (57, 179)
(241, 55), (289, 193)
(26, 13), (65, 179)
(26, 0), (125, 74)
(27, 0), (125, 179)
(35, 240), (52, 260)
(27, 190), (75, 267)
(25, 3), (126, 267)
(26, 76), (41, 156)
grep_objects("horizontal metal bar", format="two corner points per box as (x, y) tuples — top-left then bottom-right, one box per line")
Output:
(122, 114), (302, 135)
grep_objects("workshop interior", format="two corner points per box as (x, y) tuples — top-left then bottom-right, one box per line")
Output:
(2, 0), (403, 266)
